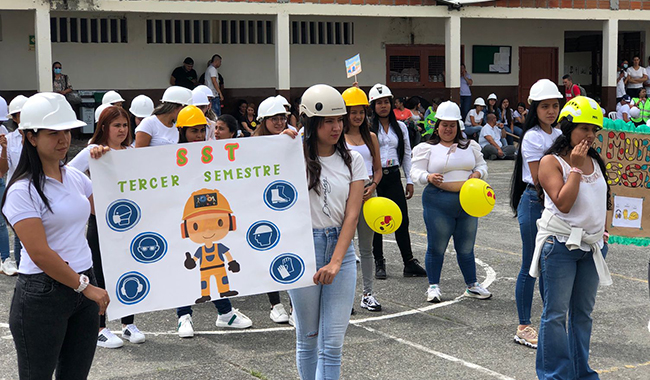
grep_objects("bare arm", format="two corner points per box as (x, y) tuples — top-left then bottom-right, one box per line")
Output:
(170, 76), (176, 86)
(0, 135), (8, 177)
(528, 161), (540, 184)
(210, 76), (224, 100)
(135, 131), (152, 148)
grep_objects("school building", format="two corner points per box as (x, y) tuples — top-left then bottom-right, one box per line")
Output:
(1, 0), (650, 114)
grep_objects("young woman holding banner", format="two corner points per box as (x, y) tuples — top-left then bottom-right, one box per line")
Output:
(288, 84), (366, 380)
(135, 86), (192, 147)
(1, 93), (110, 379)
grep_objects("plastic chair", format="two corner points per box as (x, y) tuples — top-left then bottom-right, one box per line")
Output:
(608, 111), (617, 120)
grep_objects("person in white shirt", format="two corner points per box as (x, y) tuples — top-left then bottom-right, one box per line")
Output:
(626, 55), (648, 98)
(411, 101), (491, 304)
(479, 113), (516, 160)
(464, 97), (485, 138)
(368, 83), (426, 279)
(616, 95), (632, 122)
(288, 84), (365, 380)
(2, 93), (110, 379)
(617, 60), (629, 102)
(135, 86), (192, 148)
(205, 54), (224, 116)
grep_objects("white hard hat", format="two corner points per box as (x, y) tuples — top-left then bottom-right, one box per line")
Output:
(275, 95), (291, 107)
(19, 93), (86, 131)
(0, 96), (8, 122)
(300, 84), (347, 118)
(435, 101), (462, 121)
(474, 97), (486, 107)
(102, 90), (125, 105)
(8, 95), (28, 117)
(528, 79), (563, 104)
(194, 85), (214, 99)
(129, 95), (154, 118)
(95, 103), (112, 123)
(368, 83), (393, 102)
(191, 89), (210, 107)
(487, 93), (497, 101)
(629, 106), (641, 119)
(258, 97), (289, 122)
(254, 225), (273, 234)
(161, 86), (193, 106)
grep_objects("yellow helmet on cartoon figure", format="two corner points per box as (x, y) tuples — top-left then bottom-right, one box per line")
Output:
(182, 189), (233, 220)
(558, 96), (603, 128)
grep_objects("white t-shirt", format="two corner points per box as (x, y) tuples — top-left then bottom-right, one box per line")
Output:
(465, 109), (484, 127)
(206, 119), (216, 141)
(346, 143), (373, 177)
(626, 66), (647, 89)
(617, 70), (629, 98)
(2, 130), (22, 182)
(479, 124), (503, 148)
(616, 104), (631, 120)
(521, 126), (562, 185)
(135, 115), (179, 146)
(3, 166), (93, 274)
(309, 150), (367, 229)
(410, 140), (488, 185)
(205, 65), (219, 96)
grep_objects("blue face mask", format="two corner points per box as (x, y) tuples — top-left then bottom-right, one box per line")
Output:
(623, 64), (629, 69)
(54, 68), (62, 74)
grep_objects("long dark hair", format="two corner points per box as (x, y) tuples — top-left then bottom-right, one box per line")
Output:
(52, 61), (62, 81)
(542, 119), (612, 210)
(343, 106), (376, 161)
(302, 115), (352, 195)
(217, 114), (239, 137)
(427, 119), (470, 149)
(90, 106), (132, 147)
(499, 98), (513, 127)
(2, 130), (68, 213)
(370, 98), (405, 165)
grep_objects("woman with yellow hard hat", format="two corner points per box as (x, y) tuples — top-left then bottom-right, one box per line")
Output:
(533, 96), (611, 379)
(342, 86), (383, 312)
(176, 105), (208, 143)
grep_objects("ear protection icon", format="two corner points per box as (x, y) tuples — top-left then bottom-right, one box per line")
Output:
(120, 277), (144, 300)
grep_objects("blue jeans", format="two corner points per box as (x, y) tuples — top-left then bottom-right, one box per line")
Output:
(505, 125), (523, 146)
(516, 187), (545, 325)
(210, 96), (221, 117)
(464, 126), (482, 138)
(288, 227), (357, 380)
(460, 96), (472, 120)
(536, 237), (607, 380)
(14, 235), (22, 266)
(422, 185), (478, 285)
(176, 298), (232, 317)
(0, 178), (11, 262)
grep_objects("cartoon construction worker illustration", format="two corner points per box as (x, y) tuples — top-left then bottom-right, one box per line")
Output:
(181, 188), (240, 303)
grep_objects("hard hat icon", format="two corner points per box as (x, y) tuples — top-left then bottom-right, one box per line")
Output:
(137, 237), (160, 259)
(112, 205), (133, 226)
(253, 224), (274, 247)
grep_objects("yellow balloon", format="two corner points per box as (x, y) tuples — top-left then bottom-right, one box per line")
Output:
(363, 197), (402, 234)
(459, 178), (496, 217)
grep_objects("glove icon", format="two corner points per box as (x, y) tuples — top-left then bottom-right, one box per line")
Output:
(184, 252), (196, 269)
(228, 260), (240, 273)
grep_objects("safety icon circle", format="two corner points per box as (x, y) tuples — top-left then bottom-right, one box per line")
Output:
(130, 232), (168, 264)
(264, 180), (297, 211)
(269, 253), (304, 284)
(246, 221), (281, 251)
(116, 271), (150, 305)
(106, 199), (141, 232)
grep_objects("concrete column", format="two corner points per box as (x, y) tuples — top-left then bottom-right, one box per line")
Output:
(275, 12), (291, 92)
(34, 4), (53, 92)
(445, 15), (461, 101)
(602, 19), (618, 111)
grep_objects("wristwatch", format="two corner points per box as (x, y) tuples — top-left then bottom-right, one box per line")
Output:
(74, 274), (90, 293)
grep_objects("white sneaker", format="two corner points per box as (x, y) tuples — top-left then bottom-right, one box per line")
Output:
(97, 328), (124, 348)
(426, 285), (442, 303)
(360, 293), (382, 311)
(289, 310), (295, 327)
(1, 259), (17, 276)
(216, 308), (252, 329)
(465, 282), (492, 299)
(269, 303), (290, 323)
(177, 314), (194, 338)
(122, 324), (145, 344)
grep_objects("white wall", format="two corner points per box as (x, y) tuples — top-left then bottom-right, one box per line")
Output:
(564, 52), (592, 85)
(0, 11), (37, 90)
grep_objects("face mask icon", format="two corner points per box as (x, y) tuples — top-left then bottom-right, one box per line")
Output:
(137, 237), (160, 259)
(112, 205), (133, 226)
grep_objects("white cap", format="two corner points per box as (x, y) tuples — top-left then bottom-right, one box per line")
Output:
(487, 93), (497, 101)
(102, 90), (125, 105)
(129, 95), (154, 118)
(194, 85), (214, 99)
(474, 97), (486, 107)
(95, 103), (112, 122)
(275, 95), (291, 107)
(300, 84), (347, 118)
(528, 79), (563, 104)
(19, 93), (86, 131)
(368, 84), (393, 102)
(435, 101), (462, 121)
(258, 97), (289, 122)
(0, 96), (8, 122)
(191, 88), (210, 106)
(8, 95), (29, 118)
(161, 86), (193, 106)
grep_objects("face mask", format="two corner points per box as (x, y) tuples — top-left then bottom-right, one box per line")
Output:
(54, 68), (62, 74)
(623, 64), (628, 69)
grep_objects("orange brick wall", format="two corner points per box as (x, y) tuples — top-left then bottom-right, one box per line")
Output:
(477, 0), (650, 9)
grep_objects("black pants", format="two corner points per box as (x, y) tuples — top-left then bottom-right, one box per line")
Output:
(372, 168), (414, 264)
(10, 269), (99, 380)
(87, 215), (134, 328)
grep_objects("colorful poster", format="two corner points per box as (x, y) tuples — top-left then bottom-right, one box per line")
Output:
(345, 54), (362, 78)
(612, 195), (642, 229)
(89, 136), (316, 320)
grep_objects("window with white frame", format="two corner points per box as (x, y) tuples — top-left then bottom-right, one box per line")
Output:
(146, 19), (274, 45)
(290, 21), (354, 45)
(50, 17), (127, 43)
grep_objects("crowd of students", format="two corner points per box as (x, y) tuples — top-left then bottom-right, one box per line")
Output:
(0, 74), (612, 379)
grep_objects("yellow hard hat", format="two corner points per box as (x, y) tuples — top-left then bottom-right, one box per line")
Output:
(558, 96), (603, 128)
(176, 105), (208, 128)
(182, 189), (233, 220)
(341, 87), (369, 107)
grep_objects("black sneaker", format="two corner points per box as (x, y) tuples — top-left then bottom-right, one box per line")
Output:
(403, 259), (427, 277)
(375, 259), (387, 280)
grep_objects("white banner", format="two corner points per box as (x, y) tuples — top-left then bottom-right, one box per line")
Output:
(89, 136), (316, 320)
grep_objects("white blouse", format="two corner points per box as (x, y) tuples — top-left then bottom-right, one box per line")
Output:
(410, 140), (488, 186)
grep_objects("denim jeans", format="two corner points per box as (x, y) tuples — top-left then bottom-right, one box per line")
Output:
(0, 178), (11, 262)
(10, 269), (99, 379)
(288, 227), (357, 380)
(464, 126), (482, 138)
(422, 185), (478, 285)
(536, 237), (607, 380)
(505, 125), (523, 145)
(176, 298), (232, 317)
(460, 96), (472, 120)
(356, 190), (375, 294)
(516, 187), (545, 325)
(13, 235), (22, 266)
(210, 96), (221, 117)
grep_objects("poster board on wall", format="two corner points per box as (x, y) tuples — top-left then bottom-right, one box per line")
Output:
(472, 45), (512, 74)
